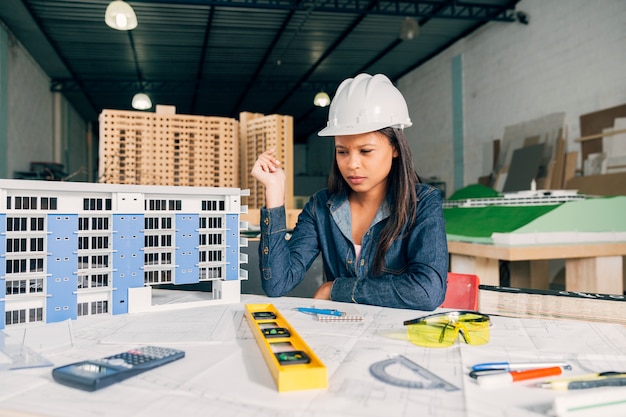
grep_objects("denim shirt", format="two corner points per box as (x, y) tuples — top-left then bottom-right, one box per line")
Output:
(258, 183), (448, 310)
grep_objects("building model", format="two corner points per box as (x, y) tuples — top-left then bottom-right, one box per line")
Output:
(0, 179), (249, 329)
(238, 111), (294, 209)
(99, 107), (240, 188)
(444, 189), (586, 208)
(98, 107), (294, 209)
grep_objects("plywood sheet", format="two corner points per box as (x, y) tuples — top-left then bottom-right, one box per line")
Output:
(549, 135), (566, 189)
(563, 151), (578, 185)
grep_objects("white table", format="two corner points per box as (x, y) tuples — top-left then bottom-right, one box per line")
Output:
(1, 291), (626, 417)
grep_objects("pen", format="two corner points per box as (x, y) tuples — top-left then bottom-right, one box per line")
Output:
(471, 361), (572, 372)
(539, 372), (626, 390)
(296, 307), (344, 317)
(477, 366), (564, 389)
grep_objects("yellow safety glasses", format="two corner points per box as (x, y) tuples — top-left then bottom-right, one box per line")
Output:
(403, 310), (490, 348)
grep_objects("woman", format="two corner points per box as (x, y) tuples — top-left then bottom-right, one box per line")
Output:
(251, 73), (448, 310)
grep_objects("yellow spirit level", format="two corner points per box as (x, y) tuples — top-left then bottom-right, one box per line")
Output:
(244, 303), (327, 392)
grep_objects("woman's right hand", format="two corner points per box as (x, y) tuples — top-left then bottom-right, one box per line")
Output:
(251, 149), (286, 208)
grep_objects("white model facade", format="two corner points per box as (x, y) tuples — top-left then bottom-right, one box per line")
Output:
(0, 179), (249, 329)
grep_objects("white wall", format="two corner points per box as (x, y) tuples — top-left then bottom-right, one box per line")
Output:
(6, 29), (54, 175)
(399, 0), (626, 194)
(2, 23), (90, 181)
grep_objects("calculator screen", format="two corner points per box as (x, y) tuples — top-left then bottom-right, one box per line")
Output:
(75, 363), (117, 375)
(57, 361), (120, 378)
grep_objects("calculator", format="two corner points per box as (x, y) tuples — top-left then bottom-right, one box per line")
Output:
(52, 346), (185, 391)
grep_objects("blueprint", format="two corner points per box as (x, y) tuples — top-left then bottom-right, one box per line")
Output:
(1, 293), (626, 417)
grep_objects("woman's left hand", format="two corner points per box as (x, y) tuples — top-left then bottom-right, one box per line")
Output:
(312, 281), (333, 300)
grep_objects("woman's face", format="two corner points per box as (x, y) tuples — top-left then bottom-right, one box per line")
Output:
(334, 131), (398, 196)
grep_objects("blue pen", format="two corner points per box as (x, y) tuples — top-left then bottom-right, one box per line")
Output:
(296, 307), (344, 317)
(471, 361), (571, 372)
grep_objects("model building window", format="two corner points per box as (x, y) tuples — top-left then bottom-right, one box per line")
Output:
(202, 200), (223, 211)
(78, 256), (89, 269)
(30, 238), (44, 252)
(145, 216), (158, 229)
(91, 300), (108, 315)
(145, 235), (159, 247)
(161, 270), (172, 282)
(207, 233), (222, 245)
(30, 217), (44, 230)
(201, 216), (223, 233)
(77, 302), (89, 316)
(6, 238), (27, 252)
(29, 258), (44, 272)
(201, 266), (222, 280)
(6, 279), (26, 295)
(91, 274), (109, 288)
(5, 309), (26, 325)
(161, 252), (172, 264)
(91, 255), (109, 268)
(29, 278), (43, 293)
(83, 198), (110, 211)
(145, 270), (159, 284)
(6, 217), (27, 231)
(4, 307), (43, 325)
(89, 236), (109, 249)
(91, 217), (110, 230)
(199, 233), (223, 246)
(5, 259), (27, 274)
(78, 236), (89, 250)
(78, 275), (89, 289)
(29, 307), (43, 323)
(78, 217), (89, 230)
(145, 253), (159, 265)
(40, 197), (57, 210)
(13, 196), (38, 210)
(160, 235), (172, 247)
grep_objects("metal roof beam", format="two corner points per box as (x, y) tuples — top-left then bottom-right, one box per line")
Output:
(50, 79), (337, 93)
(133, 0), (517, 21)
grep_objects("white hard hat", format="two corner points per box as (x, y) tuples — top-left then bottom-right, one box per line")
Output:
(318, 73), (412, 136)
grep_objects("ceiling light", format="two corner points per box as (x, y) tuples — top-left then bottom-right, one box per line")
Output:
(399, 17), (419, 41)
(105, 1), (138, 31)
(313, 92), (331, 107)
(132, 92), (152, 110)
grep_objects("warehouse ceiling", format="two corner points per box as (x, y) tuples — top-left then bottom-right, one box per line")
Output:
(0, 0), (522, 143)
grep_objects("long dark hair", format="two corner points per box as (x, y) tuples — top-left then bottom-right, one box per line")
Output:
(327, 127), (419, 275)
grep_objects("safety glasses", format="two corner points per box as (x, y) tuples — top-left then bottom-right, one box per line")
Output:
(403, 310), (490, 348)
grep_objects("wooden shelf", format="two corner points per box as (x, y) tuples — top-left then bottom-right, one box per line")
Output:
(574, 127), (626, 142)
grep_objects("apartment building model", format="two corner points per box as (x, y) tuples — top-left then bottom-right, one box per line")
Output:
(98, 106), (294, 209)
(238, 111), (294, 209)
(0, 179), (249, 329)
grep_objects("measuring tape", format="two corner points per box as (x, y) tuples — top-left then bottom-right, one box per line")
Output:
(244, 303), (327, 392)
(369, 355), (459, 391)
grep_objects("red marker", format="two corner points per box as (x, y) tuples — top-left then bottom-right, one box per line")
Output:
(477, 366), (564, 389)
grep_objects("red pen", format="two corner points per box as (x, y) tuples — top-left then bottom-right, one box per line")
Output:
(477, 366), (564, 389)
